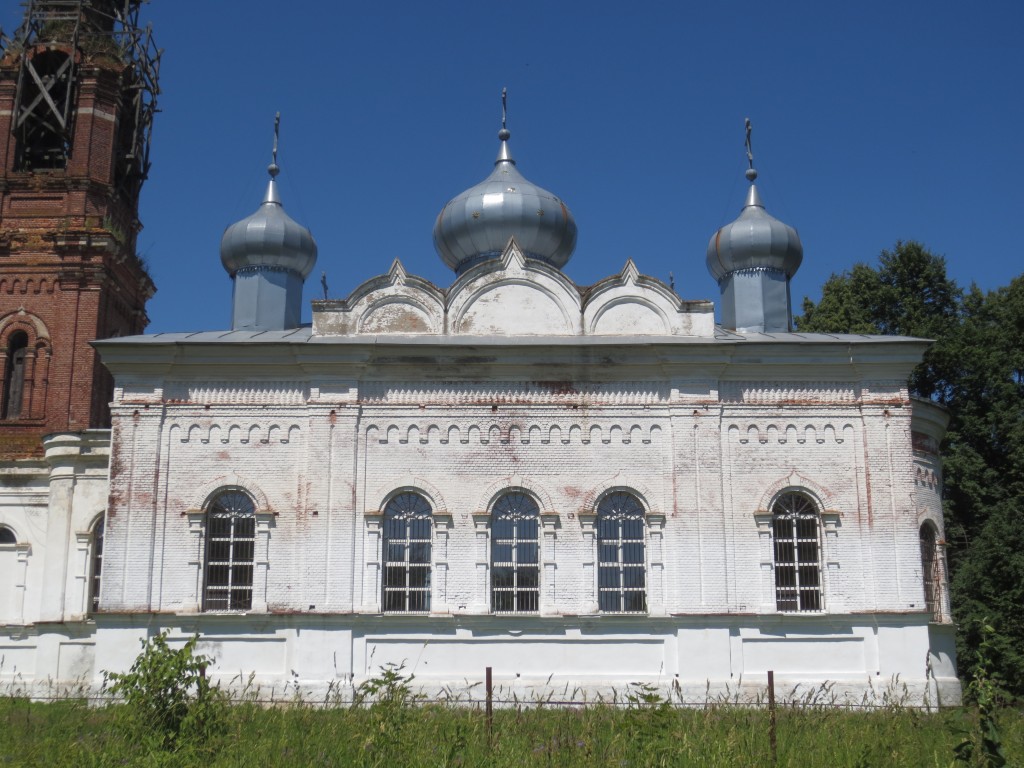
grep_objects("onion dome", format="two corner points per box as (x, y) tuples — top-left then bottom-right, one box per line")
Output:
(220, 163), (318, 280)
(433, 96), (577, 274)
(706, 172), (802, 283)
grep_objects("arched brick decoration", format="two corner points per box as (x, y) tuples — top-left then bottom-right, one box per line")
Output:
(189, 473), (271, 514)
(476, 475), (556, 515)
(371, 476), (449, 517)
(0, 310), (51, 421)
(757, 471), (837, 514)
(581, 474), (659, 516)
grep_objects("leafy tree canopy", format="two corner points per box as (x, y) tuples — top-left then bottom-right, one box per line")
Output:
(798, 242), (1024, 697)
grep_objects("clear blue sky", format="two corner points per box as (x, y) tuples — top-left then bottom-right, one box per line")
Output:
(5, 1), (1020, 332)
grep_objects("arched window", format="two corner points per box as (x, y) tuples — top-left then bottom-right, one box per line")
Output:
(382, 492), (432, 613)
(772, 492), (822, 612)
(204, 490), (256, 611)
(89, 517), (105, 613)
(597, 492), (647, 613)
(491, 491), (540, 614)
(920, 521), (944, 620)
(0, 525), (15, 545)
(2, 332), (28, 420)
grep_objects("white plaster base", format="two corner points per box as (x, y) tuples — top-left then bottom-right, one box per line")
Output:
(1, 613), (960, 708)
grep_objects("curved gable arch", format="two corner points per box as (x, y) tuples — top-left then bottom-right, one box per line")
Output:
(448, 240), (581, 336)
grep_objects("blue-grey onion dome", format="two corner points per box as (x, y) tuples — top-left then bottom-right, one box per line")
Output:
(220, 174), (318, 279)
(706, 184), (803, 283)
(433, 130), (577, 273)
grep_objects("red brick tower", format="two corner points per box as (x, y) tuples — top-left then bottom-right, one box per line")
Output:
(0, 1), (159, 458)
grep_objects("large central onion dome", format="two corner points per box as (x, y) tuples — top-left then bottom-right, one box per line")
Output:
(433, 116), (577, 274)
(220, 165), (317, 281)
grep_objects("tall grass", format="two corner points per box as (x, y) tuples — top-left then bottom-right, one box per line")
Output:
(2, 695), (1022, 767)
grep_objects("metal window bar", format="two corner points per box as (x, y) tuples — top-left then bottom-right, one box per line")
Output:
(204, 491), (255, 611)
(597, 492), (647, 613)
(491, 492), (540, 614)
(772, 493), (822, 612)
(89, 518), (104, 613)
(919, 523), (941, 620)
(382, 492), (433, 613)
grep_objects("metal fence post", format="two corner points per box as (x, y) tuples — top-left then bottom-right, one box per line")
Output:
(768, 669), (777, 765)
(485, 666), (493, 744)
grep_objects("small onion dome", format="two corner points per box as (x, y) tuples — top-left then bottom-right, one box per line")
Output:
(433, 128), (577, 274)
(220, 167), (317, 280)
(706, 183), (802, 283)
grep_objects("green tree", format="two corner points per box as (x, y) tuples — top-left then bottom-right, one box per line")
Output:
(798, 243), (1024, 697)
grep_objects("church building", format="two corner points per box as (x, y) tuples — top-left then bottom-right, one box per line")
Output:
(0, 2), (958, 705)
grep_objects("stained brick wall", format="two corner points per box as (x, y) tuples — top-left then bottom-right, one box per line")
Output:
(99, 372), (944, 621)
(0, 50), (154, 459)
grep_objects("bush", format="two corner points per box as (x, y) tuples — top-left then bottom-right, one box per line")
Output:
(103, 631), (226, 752)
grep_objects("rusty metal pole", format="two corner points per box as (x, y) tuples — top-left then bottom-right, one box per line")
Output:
(767, 670), (777, 765)
(485, 666), (493, 744)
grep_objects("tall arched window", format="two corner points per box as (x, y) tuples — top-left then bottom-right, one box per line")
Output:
(920, 521), (943, 620)
(204, 490), (256, 611)
(0, 525), (15, 545)
(382, 492), (432, 613)
(597, 492), (647, 613)
(491, 491), (540, 614)
(772, 492), (822, 612)
(1, 332), (28, 419)
(89, 517), (105, 613)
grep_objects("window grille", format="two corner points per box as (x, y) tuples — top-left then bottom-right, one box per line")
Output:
(89, 518), (104, 613)
(920, 522), (942, 619)
(203, 490), (256, 611)
(597, 492), (647, 613)
(382, 492), (432, 613)
(772, 492), (822, 612)
(491, 492), (540, 614)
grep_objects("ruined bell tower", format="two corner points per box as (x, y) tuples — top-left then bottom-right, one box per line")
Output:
(0, 0), (160, 458)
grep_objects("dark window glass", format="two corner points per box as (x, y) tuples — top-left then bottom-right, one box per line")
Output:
(203, 490), (256, 611)
(491, 492), (540, 614)
(772, 492), (822, 612)
(89, 518), (105, 613)
(0, 526), (15, 545)
(597, 492), (647, 613)
(382, 493), (432, 613)
(2, 333), (28, 420)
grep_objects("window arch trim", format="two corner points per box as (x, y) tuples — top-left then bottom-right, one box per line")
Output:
(187, 473), (271, 516)
(369, 478), (449, 520)
(757, 472), (838, 515)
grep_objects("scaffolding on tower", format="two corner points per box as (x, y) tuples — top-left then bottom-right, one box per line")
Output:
(0, 0), (160, 197)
